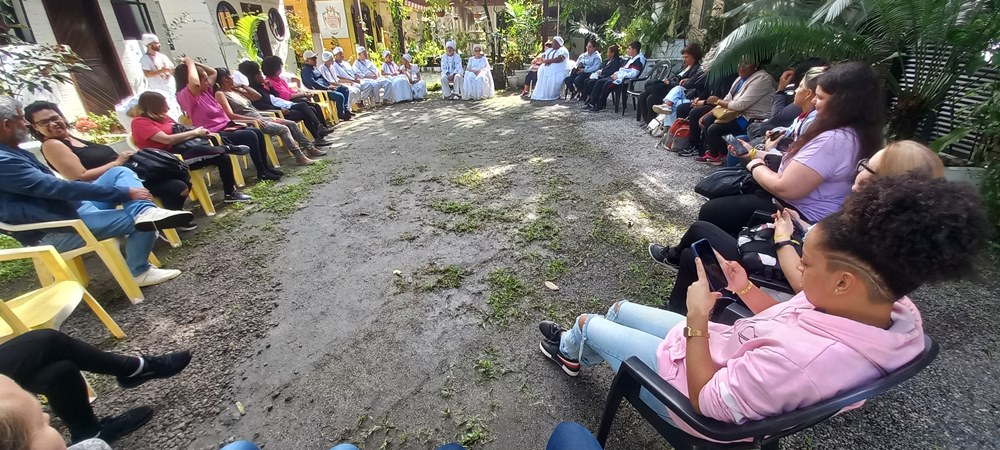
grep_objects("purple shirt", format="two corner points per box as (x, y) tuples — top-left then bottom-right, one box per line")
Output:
(176, 86), (230, 133)
(779, 128), (860, 221)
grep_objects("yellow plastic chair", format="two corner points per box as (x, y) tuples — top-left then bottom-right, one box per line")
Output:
(233, 119), (282, 167)
(0, 220), (145, 304)
(265, 110), (316, 144)
(312, 91), (340, 125)
(0, 246), (125, 343)
(127, 135), (216, 217)
(177, 115), (248, 188)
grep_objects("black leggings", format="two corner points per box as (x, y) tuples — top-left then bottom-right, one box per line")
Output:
(590, 78), (620, 110)
(701, 114), (749, 158)
(144, 178), (189, 210)
(292, 98), (329, 128)
(685, 104), (716, 153)
(220, 128), (271, 176)
(283, 103), (324, 140)
(698, 193), (778, 236)
(0, 330), (139, 440)
(666, 221), (741, 314)
(523, 71), (538, 92)
(636, 80), (672, 123)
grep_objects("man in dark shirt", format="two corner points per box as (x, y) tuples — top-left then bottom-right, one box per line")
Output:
(300, 50), (352, 121)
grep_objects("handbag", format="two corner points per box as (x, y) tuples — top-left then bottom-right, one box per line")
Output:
(710, 106), (740, 124)
(694, 167), (762, 199)
(170, 123), (212, 151)
(123, 148), (191, 183)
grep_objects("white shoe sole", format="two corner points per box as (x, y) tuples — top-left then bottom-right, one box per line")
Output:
(648, 245), (680, 273)
(538, 342), (579, 377)
(135, 270), (181, 287)
(134, 211), (194, 232)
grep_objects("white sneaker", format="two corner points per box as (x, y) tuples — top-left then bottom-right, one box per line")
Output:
(134, 208), (194, 232)
(652, 104), (673, 115)
(134, 267), (181, 287)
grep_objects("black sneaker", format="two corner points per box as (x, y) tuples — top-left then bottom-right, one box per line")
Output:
(224, 191), (252, 202)
(648, 243), (680, 271)
(539, 320), (566, 344)
(539, 339), (581, 377)
(580, 103), (592, 110)
(117, 351), (192, 389)
(677, 147), (699, 157)
(259, 171), (281, 181)
(223, 144), (250, 155)
(95, 406), (154, 444)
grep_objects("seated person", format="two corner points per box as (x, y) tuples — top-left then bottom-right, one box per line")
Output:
(299, 50), (352, 120)
(238, 60), (332, 146)
(520, 43), (552, 97)
(637, 43), (703, 124)
(439, 40), (464, 99)
(564, 40), (602, 100)
(674, 69), (738, 157)
(352, 47), (392, 103)
(261, 56), (335, 133)
(733, 65), (824, 156)
(538, 175), (986, 441)
(650, 140), (945, 313)
(577, 45), (622, 104)
(583, 41), (645, 112)
(400, 54), (428, 100)
(463, 44), (496, 101)
(530, 37), (570, 101)
(0, 96), (190, 287)
(380, 50), (414, 103)
(697, 62), (884, 235)
(0, 329), (191, 444)
(690, 60), (775, 165)
(24, 101), (194, 231)
(744, 58), (827, 143)
(129, 91), (253, 203)
(214, 68), (327, 165)
(320, 48), (366, 110)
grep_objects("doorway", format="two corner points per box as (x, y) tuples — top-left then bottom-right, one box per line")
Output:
(42, 0), (132, 115)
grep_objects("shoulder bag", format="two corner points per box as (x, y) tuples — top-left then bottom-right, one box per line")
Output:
(123, 148), (191, 183)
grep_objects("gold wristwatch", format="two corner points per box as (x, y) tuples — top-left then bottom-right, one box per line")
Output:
(684, 327), (706, 338)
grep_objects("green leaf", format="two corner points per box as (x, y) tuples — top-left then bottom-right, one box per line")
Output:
(929, 128), (972, 152)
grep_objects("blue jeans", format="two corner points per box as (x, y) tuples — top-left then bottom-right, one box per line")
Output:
(664, 85), (691, 124)
(324, 86), (349, 117)
(546, 422), (602, 450)
(560, 300), (685, 420)
(221, 441), (259, 450)
(40, 167), (155, 276)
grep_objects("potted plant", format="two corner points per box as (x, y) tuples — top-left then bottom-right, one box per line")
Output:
(427, 0), (449, 17)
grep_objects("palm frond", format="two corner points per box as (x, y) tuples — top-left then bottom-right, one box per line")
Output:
(808, 0), (870, 24)
(226, 13), (266, 63)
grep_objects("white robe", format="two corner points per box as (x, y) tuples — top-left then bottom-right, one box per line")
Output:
(331, 60), (372, 105)
(462, 56), (494, 100)
(403, 64), (427, 99)
(530, 47), (570, 101)
(353, 58), (391, 102)
(381, 61), (413, 103)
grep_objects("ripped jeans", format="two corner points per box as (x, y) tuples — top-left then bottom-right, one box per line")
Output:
(560, 300), (685, 420)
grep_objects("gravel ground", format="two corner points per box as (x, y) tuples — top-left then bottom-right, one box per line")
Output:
(48, 93), (1000, 450)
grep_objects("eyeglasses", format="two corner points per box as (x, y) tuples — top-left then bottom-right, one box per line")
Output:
(32, 116), (64, 127)
(857, 158), (876, 175)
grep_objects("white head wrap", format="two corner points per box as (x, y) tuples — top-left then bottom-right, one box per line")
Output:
(472, 44), (483, 52)
(445, 40), (456, 50)
(552, 36), (564, 46)
(321, 51), (334, 62)
(332, 47), (344, 56)
(141, 34), (159, 47)
(356, 46), (367, 54)
(381, 49), (391, 58)
(303, 50), (317, 59)
(402, 54), (413, 62)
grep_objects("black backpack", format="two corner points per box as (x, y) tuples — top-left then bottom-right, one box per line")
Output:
(123, 148), (191, 183)
(737, 214), (805, 290)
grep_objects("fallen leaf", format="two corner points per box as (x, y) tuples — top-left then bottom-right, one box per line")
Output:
(236, 401), (245, 416)
(544, 281), (559, 291)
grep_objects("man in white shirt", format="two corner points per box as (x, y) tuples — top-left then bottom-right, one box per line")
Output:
(321, 48), (366, 110)
(439, 40), (464, 99)
(139, 34), (174, 94)
(352, 46), (391, 104)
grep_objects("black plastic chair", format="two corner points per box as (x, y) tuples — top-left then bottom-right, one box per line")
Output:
(625, 61), (675, 117)
(596, 336), (939, 449)
(613, 62), (654, 114)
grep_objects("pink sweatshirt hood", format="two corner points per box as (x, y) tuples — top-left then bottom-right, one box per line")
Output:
(656, 293), (925, 442)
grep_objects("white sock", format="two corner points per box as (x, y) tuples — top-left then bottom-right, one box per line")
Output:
(127, 357), (145, 377)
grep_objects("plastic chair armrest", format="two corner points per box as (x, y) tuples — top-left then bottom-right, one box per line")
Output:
(0, 245), (78, 282)
(258, 111), (279, 118)
(1, 220), (99, 246)
(208, 133), (224, 146)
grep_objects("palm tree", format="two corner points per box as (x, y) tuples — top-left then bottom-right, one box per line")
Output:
(709, 0), (1000, 140)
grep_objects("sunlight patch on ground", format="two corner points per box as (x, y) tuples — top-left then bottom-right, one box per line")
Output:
(637, 171), (705, 210)
(605, 190), (685, 245)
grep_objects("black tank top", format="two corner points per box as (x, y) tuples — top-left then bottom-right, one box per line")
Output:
(43, 137), (119, 171)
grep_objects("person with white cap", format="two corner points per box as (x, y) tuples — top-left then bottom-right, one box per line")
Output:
(328, 47), (374, 109)
(319, 50), (361, 110)
(530, 36), (571, 101)
(400, 54), (427, 100)
(462, 44), (494, 100)
(300, 50), (352, 120)
(139, 34), (175, 94)
(352, 46), (391, 104)
(439, 40), (464, 99)
(380, 50), (413, 103)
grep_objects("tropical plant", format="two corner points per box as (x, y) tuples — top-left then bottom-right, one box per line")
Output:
(389, 0), (410, 55)
(286, 10), (313, 65)
(225, 13), (267, 63)
(710, 0), (1000, 140)
(570, 11), (624, 49)
(0, 0), (89, 97)
(501, 0), (543, 69)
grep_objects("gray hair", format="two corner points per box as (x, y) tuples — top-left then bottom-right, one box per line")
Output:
(0, 97), (21, 121)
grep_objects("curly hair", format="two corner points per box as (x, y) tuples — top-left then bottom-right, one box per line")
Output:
(785, 61), (885, 161)
(260, 56), (284, 78)
(817, 175), (987, 303)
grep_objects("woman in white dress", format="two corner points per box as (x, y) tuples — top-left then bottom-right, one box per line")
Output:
(530, 36), (570, 101)
(401, 54), (427, 100)
(462, 44), (495, 100)
(380, 50), (414, 103)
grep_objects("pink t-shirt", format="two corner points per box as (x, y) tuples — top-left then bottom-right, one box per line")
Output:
(176, 86), (229, 133)
(265, 76), (295, 101)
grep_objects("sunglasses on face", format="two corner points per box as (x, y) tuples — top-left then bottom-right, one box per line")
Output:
(857, 158), (876, 175)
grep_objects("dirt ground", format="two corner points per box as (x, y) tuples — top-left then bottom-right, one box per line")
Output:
(48, 93), (1000, 450)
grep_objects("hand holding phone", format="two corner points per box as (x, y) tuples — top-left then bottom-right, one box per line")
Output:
(724, 134), (749, 156)
(690, 239), (729, 292)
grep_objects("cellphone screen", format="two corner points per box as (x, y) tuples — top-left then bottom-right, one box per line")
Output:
(724, 134), (748, 156)
(691, 239), (728, 292)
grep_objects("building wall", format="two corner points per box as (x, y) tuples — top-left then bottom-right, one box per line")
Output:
(160, 0), (289, 70)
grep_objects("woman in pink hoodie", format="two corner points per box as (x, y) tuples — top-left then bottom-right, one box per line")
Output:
(538, 175), (987, 440)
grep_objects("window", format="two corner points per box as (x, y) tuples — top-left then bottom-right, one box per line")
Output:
(268, 8), (285, 41)
(217, 1), (238, 33)
(241, 3), (263, 15)
(0, 0), (35, 43)
(111, 0), (156, 41)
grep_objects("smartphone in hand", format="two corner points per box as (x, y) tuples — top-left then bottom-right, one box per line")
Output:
(766, 129), (786, 141)
(724, 134), (749, 156)
(691, 239), (729, 292)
